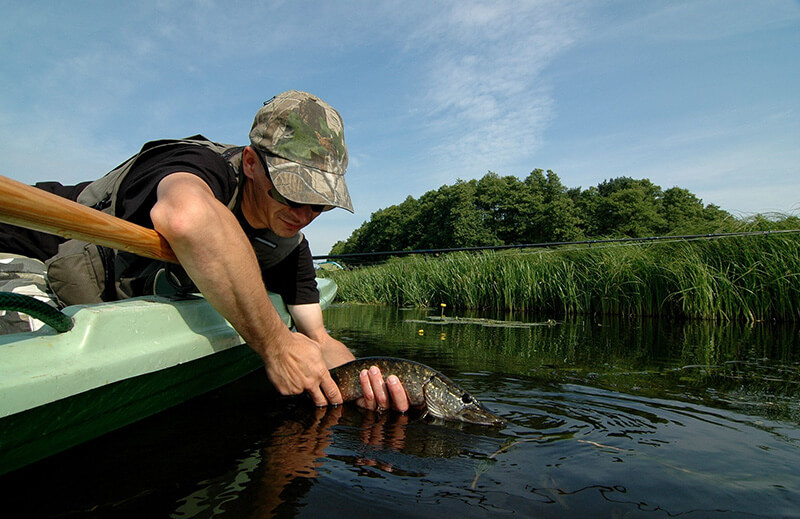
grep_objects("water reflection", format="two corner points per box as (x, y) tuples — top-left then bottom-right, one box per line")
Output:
(171, 403), (503, 518)
(324, 304), (800, 423)
(3, 304), (800, 518)
(172, 406), (339, 518)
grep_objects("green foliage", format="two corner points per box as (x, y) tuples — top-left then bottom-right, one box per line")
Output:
(334, 171), (741, 255)
(339, 196), (421, 254)
(321, 231), (800, 322)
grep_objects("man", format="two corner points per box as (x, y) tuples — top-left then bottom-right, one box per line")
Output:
(0, 90), (407, 412)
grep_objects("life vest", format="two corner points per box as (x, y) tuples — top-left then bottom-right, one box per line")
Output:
(45, 135), (303, 306)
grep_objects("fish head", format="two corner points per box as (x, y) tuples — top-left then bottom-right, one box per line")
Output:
(423, 375), (504, 426)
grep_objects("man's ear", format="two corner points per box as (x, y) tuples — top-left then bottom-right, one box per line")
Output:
(242, 146), (258, 180)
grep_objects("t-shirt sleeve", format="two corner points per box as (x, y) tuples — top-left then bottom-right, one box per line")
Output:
(262, 238), (320, 305)
(115, 144), (237, 227)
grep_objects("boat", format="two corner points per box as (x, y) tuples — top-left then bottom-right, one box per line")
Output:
(0, 278), (337, 476)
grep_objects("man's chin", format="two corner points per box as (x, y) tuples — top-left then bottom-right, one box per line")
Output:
(273, 223), (303, 238)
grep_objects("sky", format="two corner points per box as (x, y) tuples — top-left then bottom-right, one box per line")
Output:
(1, 0), (798, 256)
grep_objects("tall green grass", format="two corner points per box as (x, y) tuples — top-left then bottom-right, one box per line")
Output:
(321, 234), (800, 322)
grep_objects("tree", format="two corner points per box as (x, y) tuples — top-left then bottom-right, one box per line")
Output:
(330, 171), (737, 255)
(659, 187), (707, 233)
(474, 172), (528, 244)
(417, 180), (500, 249)
(333, 196), (421, 253)
(578, 177), (665, 237)
(522, 169), (583, 242)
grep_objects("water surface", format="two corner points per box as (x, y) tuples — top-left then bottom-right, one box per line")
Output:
(3, 305), (800, 518)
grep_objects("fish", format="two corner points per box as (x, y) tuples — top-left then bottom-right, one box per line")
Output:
(330, 357), (504, 426)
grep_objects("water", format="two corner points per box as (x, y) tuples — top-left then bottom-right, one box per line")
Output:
(3, 305), (800, 518)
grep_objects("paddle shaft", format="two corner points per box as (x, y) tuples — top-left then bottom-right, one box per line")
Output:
(0, 174), (178, 263)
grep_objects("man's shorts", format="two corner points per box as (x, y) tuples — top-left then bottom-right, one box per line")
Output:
(0, 253), (59, 334)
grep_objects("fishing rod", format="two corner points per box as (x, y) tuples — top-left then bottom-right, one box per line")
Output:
(313, 228), (800, 262)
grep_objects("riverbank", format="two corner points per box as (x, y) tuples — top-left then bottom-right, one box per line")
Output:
(320, 232), (800, 322)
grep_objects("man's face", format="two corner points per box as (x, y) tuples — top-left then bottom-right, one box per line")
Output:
(241, 147), (322, 238)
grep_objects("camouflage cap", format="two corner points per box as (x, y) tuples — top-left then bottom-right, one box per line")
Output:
(249, 90), (353, 212)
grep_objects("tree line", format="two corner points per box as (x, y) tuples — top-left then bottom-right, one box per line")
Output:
(330, 170), (795, 256)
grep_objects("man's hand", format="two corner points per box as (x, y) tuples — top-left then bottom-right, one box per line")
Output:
(263, 332), (343, 407)
(286, 305), (409, 411)
(356, 365), (410, 413)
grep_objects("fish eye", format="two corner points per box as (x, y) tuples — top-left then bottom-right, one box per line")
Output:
(461, 393), (474, 404)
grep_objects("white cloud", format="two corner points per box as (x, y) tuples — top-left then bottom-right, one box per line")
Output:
(395, 0), (586, 181)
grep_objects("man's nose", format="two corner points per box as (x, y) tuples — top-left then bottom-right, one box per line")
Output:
(290, 205), (317, 222)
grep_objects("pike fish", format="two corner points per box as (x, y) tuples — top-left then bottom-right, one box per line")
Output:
(330, 357), (504, 426)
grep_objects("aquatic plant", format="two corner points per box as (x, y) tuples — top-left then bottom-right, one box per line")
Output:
(321, 233), (800, 322)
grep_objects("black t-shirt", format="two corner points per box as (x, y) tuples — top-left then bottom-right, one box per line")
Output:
(0, 144), (319, 305)
(115, 144), (237, 226)
(115, 144), (318, 305)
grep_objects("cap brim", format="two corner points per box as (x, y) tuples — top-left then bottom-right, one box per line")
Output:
(266, 155), (354, 213)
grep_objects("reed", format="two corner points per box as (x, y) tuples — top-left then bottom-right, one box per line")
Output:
(321, 233), (800, 322)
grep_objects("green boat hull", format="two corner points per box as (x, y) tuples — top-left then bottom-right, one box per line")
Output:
(0, 345), (262, 475)
(0, 278), (336, 475)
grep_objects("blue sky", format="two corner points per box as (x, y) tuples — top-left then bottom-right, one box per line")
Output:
(1, 1), (798, 255)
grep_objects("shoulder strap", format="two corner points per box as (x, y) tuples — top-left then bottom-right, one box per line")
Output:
(76, 135), (243, 214)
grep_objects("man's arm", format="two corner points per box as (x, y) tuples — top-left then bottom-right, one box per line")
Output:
(150, 173), (342, 406)
(289, 302), (410, 412)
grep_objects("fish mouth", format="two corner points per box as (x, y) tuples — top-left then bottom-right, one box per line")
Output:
(424, 392), (504, 426)
(456, 406), (505, 427)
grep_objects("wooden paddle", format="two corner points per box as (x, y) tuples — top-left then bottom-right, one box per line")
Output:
(0, 174), (178, 263)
